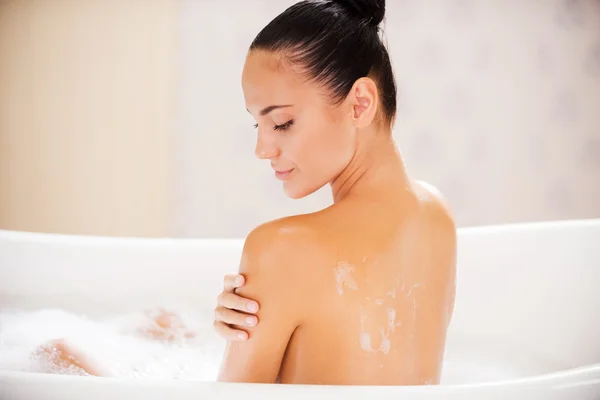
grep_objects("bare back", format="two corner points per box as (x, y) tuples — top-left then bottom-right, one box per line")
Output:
(279, 181), (456, 385)
(219, 181), (456, 385)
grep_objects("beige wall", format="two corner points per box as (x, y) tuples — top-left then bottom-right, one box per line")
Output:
(1, 0), (598, 238)
(0, 0), (177, 237)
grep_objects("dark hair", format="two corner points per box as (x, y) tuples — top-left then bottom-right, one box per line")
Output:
(249, 0), (397, 126)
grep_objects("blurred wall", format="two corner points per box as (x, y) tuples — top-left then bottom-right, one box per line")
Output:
(172, 0), (600, 237)
(0, 0), (176, 236)
(0, 0), (598, 238)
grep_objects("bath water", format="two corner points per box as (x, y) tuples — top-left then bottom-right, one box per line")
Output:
(0, 307), (224, 380)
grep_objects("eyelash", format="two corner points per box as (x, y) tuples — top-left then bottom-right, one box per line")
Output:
(253, 120), (294, 131)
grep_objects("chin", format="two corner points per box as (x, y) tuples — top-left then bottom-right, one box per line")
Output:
(283, 181), (323, 200)
(283, 185), (309, 199)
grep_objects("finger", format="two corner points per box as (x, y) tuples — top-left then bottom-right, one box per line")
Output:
(217, 291), (259, 314)
(213, 320), (249, 341)
(214, 306), (258, 327)
(223, 274), (244, 292)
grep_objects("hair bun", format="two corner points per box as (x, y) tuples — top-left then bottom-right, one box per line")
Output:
(334, 0), (386, 27)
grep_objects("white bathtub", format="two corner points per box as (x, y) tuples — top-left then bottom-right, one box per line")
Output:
(0, 219), (599, 400)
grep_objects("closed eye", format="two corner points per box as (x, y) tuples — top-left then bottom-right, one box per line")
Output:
(253, 120), (294, 131)
(274, 120), (294, 131)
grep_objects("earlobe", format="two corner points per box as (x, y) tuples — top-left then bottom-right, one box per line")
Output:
(350, 78), (378, 128)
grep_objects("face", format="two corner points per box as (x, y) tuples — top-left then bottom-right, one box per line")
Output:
(241, 50), (357, 199)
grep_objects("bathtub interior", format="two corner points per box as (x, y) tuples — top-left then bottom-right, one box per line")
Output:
(0, 219), (599, 388)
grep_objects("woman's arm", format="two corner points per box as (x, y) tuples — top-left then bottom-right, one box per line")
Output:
(217, 223), (300, 383)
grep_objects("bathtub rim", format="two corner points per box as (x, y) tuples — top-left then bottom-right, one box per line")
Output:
(0, 362), (599, 392)
(0, 218), (598, 246)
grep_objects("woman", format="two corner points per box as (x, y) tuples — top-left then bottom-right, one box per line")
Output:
(214, 0), (457, 386)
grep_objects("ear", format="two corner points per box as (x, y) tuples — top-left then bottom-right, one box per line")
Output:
(347, 77), (379, 128)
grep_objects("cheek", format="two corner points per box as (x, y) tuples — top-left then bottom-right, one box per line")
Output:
(293, 120), (354, 174)
(323, 128), (355, 168)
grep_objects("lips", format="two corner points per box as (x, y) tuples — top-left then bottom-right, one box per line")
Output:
(273, 168), (293, 180)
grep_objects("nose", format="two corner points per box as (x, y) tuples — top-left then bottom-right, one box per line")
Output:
(254, 131), (280, 160)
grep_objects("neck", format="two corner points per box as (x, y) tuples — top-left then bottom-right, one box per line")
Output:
(330, 130), (410, 204)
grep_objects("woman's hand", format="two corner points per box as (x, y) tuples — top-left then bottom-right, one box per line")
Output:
(214, 274), (259, 341)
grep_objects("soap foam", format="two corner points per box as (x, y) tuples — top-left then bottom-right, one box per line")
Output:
(334, 262), (358, 295)
(0, 307), (224, 381)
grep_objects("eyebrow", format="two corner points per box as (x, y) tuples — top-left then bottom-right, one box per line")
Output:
(246, 104), (293, 116)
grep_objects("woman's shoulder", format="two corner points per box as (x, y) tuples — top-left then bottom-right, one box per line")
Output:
(412, 180), (456, 231)
(410, 180), (457, 292)
(245, 213), (320, 246)
(241, 213), (326, 267)
(237, 213), (326, 310)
